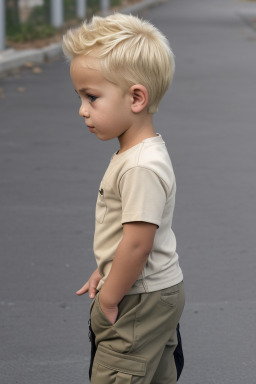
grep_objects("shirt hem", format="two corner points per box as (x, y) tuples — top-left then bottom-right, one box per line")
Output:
(125, 272), (184, 295)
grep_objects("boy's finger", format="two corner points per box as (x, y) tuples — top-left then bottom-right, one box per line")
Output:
(76, 282), (89, 296)
(88, 287), (97, 299)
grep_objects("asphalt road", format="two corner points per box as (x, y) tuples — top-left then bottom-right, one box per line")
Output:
(1, 0), (256, 383)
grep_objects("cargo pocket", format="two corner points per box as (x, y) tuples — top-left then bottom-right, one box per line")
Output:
(95, 185), (107, 224)
(91, 344), (146, 384)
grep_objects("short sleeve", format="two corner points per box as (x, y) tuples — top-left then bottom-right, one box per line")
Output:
(119, 167), (168, 226)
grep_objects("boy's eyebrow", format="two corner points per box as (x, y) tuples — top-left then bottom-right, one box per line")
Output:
(75, 88), (94, 94)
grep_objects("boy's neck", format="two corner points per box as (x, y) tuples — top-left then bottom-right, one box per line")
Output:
(117, 114), (156, 154)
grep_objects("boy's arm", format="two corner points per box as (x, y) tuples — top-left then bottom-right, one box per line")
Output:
(99, 221), (157, 324)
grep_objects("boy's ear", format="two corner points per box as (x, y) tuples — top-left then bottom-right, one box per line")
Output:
(129, 85), (149, 113)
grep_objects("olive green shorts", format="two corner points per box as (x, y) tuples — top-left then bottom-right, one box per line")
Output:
(90, 281), (185, 384)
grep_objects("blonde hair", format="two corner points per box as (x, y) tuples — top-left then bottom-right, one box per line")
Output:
(62, 13), (175, 114)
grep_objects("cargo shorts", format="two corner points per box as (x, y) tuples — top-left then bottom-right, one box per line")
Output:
(90, 281), (185, 384)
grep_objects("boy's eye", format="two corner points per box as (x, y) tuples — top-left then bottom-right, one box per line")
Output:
(88, 94), (98, 103)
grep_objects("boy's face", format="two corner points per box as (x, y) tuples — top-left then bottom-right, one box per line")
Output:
(70, 56), (133, 142)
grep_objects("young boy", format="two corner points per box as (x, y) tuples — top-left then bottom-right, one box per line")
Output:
(63, 13), (185, 384)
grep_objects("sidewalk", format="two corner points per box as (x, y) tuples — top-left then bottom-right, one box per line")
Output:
(0, 0), (166, 74)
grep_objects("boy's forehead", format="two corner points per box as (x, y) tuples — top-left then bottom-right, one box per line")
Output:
(70, 56), (104, 87)
(71, 55), (101, 71)
(70, 56), (126, 95)
(70, 55), (128, 94)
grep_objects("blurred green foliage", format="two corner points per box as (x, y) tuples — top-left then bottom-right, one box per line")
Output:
(6, 0), (122, 43)
(6, 0), (53, 42)
(6, 23), (56, 43)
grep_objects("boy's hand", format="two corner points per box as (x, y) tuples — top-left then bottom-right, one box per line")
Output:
(76, 268), (102, 299)
(99, 293), (118, 325)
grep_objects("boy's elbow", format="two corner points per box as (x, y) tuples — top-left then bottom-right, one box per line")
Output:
(129, 240), (153, 259)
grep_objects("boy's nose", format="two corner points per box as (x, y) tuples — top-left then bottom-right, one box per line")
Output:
(79, 104), (90, 118)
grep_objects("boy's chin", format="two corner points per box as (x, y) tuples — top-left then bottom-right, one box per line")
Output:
(94, 133), (117, 142)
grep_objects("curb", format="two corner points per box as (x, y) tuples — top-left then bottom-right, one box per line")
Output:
(0, 0), (166, 75)
(236, 2), (256, 31)
(0, 43), (63, 74)
(121, 0), (166, 14)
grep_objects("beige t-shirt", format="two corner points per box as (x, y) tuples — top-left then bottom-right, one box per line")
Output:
(94, 135), (183, 294)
